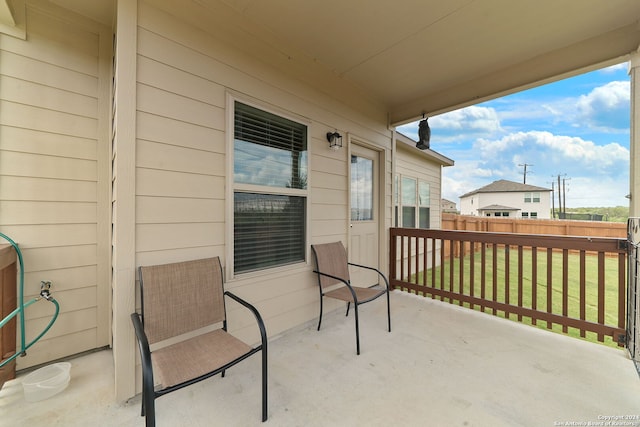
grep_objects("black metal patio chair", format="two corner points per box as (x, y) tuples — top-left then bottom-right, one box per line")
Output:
(311, 241), (391, 355)
(131, 257), (267, 426)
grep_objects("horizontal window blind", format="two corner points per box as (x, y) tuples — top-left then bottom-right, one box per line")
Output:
(234, 193), (306, 273)
(235, 102), (307, 189)
(233, 101), (308, 274)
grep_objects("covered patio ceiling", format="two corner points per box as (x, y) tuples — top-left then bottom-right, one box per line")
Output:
(47, 0), (640, 124)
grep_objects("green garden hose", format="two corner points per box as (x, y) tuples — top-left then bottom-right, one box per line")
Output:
(0, 232), (59, 368)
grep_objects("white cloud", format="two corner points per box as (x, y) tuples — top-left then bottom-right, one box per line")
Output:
(474, 131), (628, 175)
(441, 159), (503, 201)
(441, 131), (629, 206)
(397, 105), (502, 144)
(484, 79), (630, 134)
(599, 62), (628, 73)
(576, 81), (630, 130)
(431, 106), (502, 134)
(396, 123), (419, 141)
(550, 175), (629, 208)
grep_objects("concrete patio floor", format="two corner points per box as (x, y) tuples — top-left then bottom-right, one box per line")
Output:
(2, 290), (639, 427)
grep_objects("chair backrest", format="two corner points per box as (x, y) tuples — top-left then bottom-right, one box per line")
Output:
(139, 257), (225, 345)
(311, 242), (350, 290)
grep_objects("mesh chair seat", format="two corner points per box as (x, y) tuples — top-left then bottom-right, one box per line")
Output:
(324, 286), (386, 304)
(151, 329), (252, 390)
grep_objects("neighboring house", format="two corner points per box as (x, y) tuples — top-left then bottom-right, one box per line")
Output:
(0, 0), (639, 404)
(441, 199), (458, 214)
(394, 133), (454, 229)
(459, 180), (552, 219)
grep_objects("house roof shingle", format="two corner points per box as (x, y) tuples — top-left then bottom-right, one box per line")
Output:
(478, 204), (520, 211)
(460, 179), (551, 198)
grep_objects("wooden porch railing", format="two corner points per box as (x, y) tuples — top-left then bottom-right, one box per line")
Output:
(389, 228), (627, 345)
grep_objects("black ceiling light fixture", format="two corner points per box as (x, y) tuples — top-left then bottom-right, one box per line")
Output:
(416, 114), (430, 150)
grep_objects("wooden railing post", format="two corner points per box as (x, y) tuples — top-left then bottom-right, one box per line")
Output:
(0, 244), (17, 389)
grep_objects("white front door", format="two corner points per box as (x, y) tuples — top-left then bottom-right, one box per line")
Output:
(349, 144), (379, 286)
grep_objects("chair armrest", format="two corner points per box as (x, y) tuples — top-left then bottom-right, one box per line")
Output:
(131, 312), (155, 393)
(223, 291), (268, 349)
(346, 262), (390, 290)
(312, 270), (358, 301)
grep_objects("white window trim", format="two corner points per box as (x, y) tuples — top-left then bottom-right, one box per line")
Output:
(395, 174), (431, 228)
(225, 92), (311, 280)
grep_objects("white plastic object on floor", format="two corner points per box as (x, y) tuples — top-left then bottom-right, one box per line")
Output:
(22, 362), (71, 402)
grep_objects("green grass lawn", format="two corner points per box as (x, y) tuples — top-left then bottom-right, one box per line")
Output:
(411, 247), (624, 348)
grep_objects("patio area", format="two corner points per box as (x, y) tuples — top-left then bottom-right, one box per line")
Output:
(2, 290), (639, 427)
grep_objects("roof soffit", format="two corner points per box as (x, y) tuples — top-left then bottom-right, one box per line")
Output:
(217, 0), (640, 124)
(50, 0), (640, 124)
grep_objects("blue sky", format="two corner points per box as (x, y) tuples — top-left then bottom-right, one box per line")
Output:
(397, 63), (630, 208)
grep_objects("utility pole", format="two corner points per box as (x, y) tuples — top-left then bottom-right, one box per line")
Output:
(557, 174), (562, 218)
(550, 181), (555, 218)
(519, 163), (533, 184)
(554, 174), (569, 217)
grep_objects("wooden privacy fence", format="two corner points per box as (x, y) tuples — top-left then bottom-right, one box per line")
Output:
(389, 228), (627, 346)
(443, 213), (626, 238)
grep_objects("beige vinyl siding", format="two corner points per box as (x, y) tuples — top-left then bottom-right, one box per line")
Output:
(309, 158), (348, 241)
(134, 0), (391, 340)
(0, 3), (111, 369)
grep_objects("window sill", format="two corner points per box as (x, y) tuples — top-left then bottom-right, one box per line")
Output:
(228, 260), (310, 283)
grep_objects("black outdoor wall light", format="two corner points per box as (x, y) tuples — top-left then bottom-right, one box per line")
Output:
(326, 131), (343, 150)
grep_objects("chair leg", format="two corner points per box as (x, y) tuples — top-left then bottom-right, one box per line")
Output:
(140, 365), (156, 426)
(386, 290), (391, 332)
(143, 391), (155, 427)
(141, 387), (145, 417)
(346, 302), (350, 317)
(354, 303), (360, 355)
(317, 296), (324, 331)
(261, 342), (268, 422)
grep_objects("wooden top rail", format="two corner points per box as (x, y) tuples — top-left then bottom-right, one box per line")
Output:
(390, 227), (626, 253)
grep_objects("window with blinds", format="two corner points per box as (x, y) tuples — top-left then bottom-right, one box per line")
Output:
(401, 177), (416, 227)
(233, 102), (308, 273)
(418, 181), (430, 229)
(396, 175), (431, 229)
